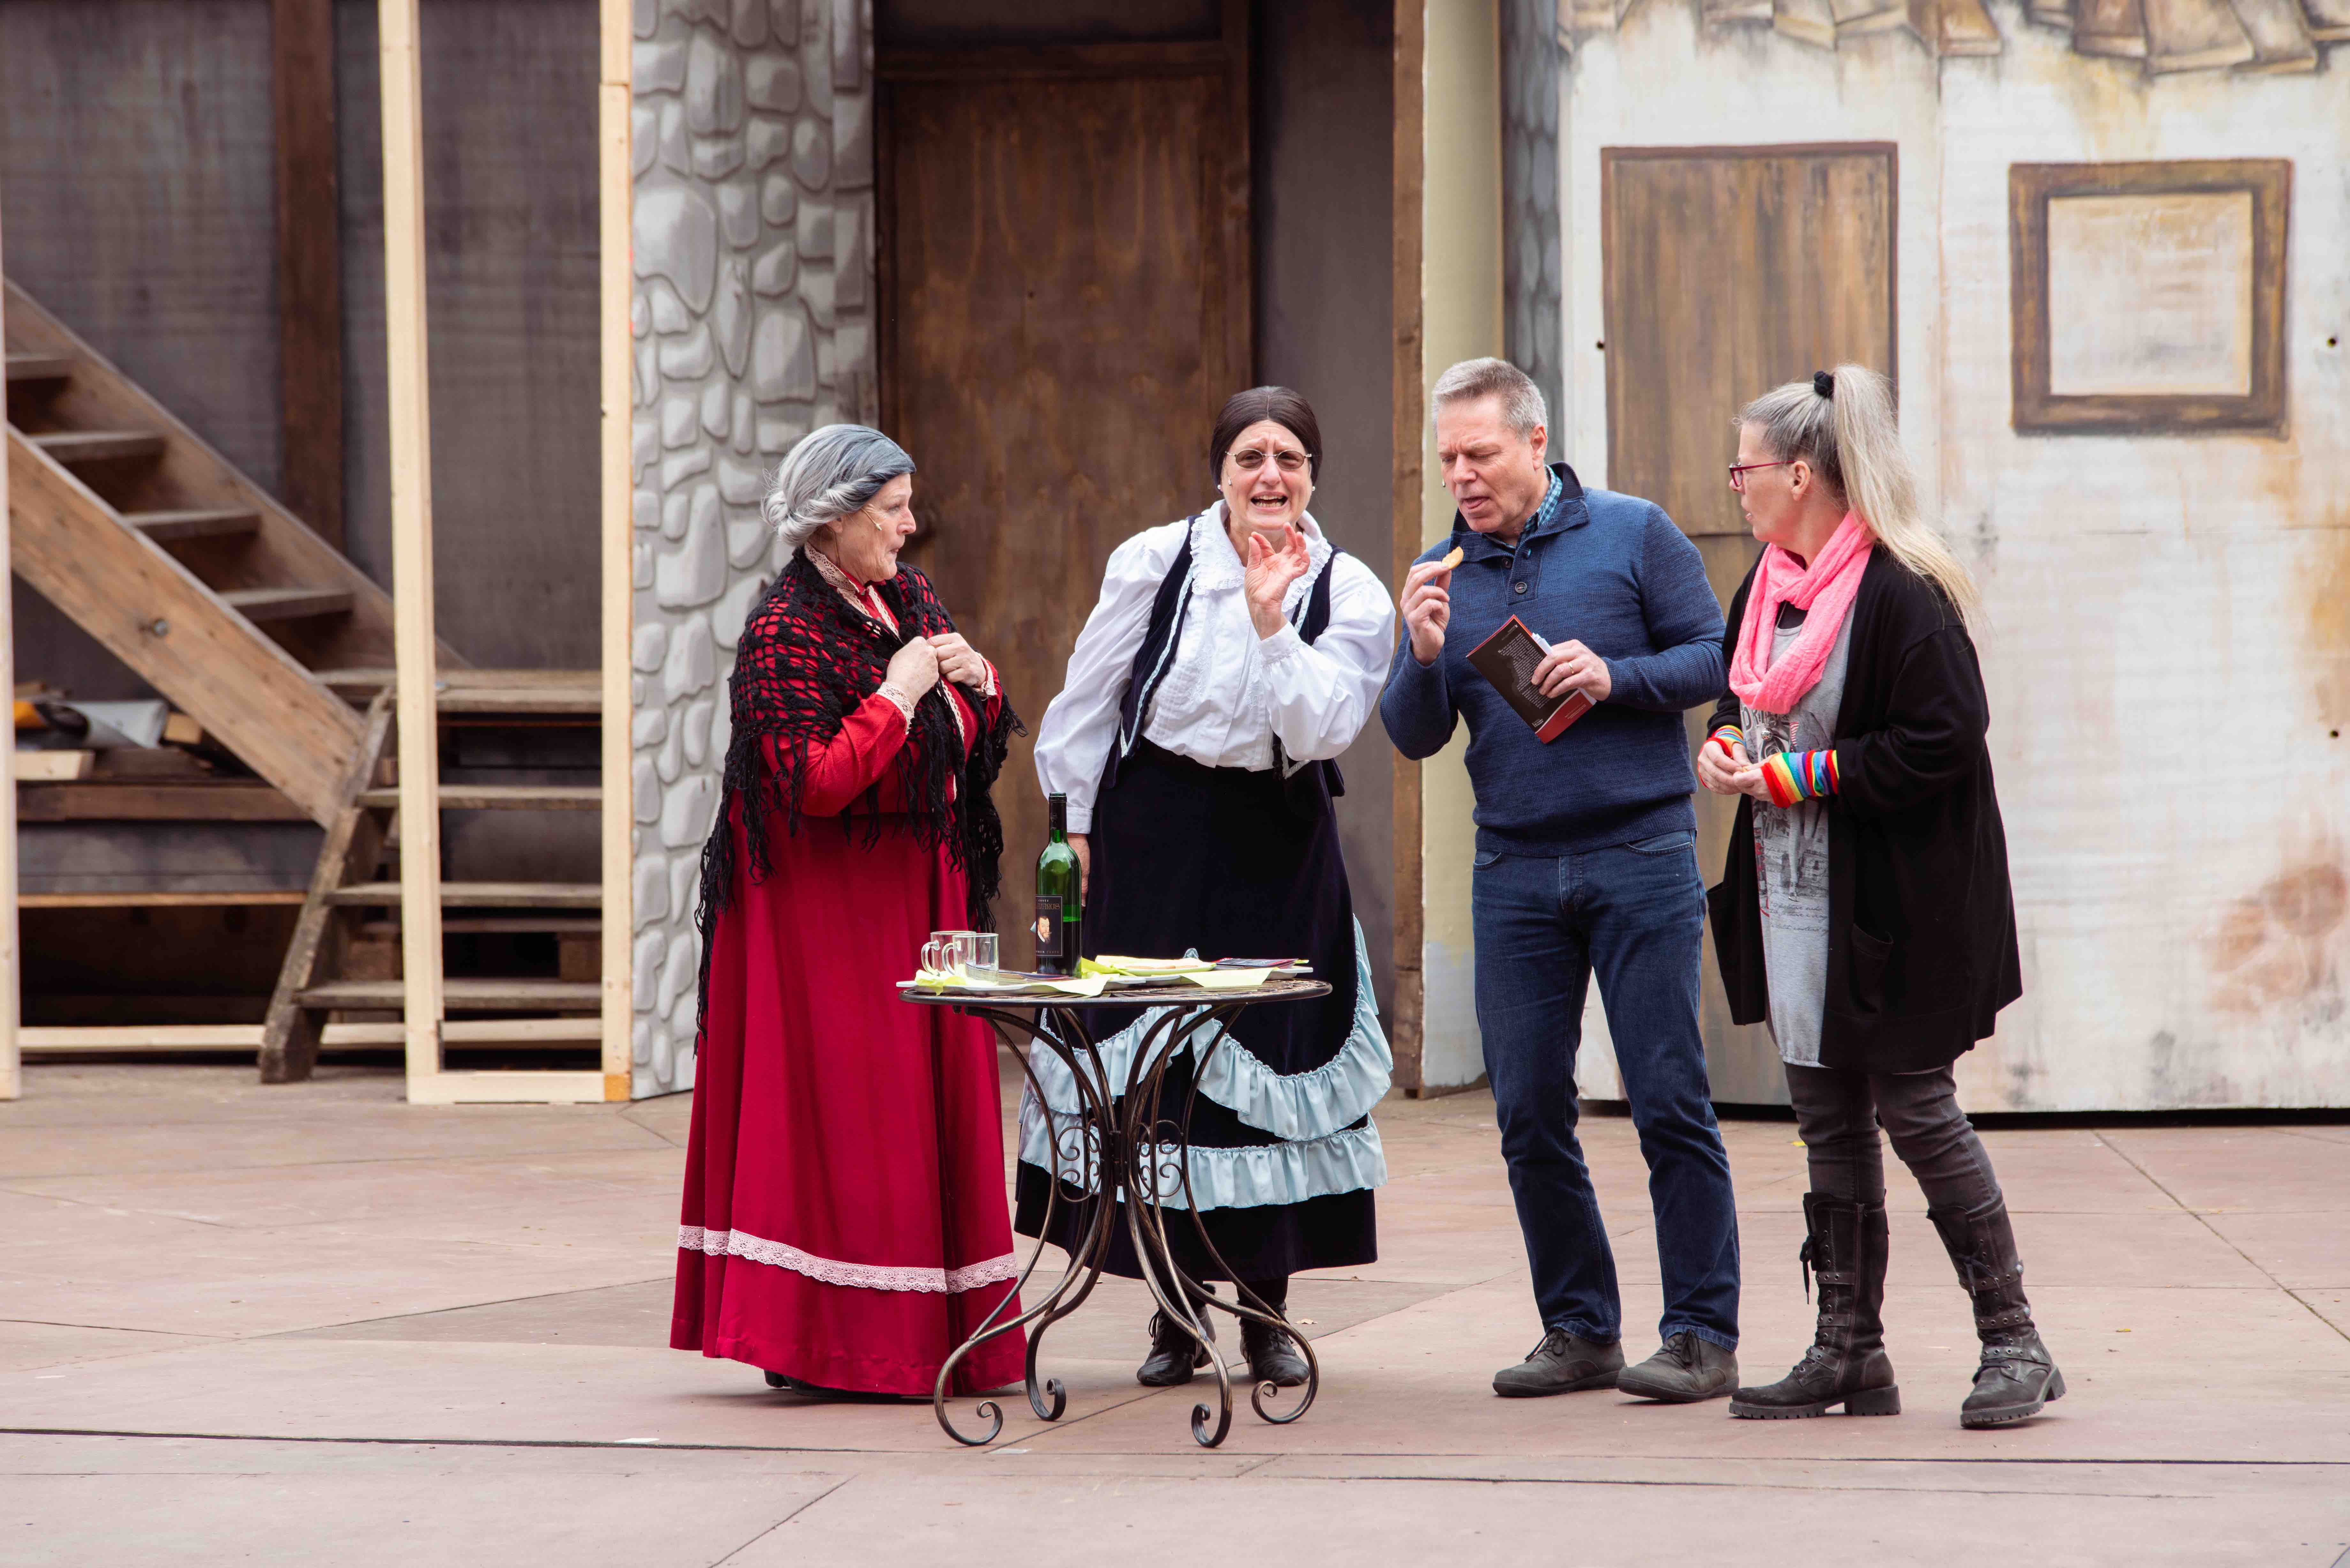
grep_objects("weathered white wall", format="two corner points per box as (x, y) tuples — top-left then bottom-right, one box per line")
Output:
(628, 0), (876, 1097)
(1533, 0), (2350, 1109)
(1935, 24), (2350, 1111)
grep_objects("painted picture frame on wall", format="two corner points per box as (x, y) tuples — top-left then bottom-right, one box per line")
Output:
(2010, 159), (2290, 436)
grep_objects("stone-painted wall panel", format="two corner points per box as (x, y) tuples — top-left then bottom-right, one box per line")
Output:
(630, 0), (875, 1096)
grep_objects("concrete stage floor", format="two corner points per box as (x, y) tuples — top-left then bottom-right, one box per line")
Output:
(3, 1058), (2347, 1566)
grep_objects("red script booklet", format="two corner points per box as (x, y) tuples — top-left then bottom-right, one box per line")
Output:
(1466, 617), (1592, 743)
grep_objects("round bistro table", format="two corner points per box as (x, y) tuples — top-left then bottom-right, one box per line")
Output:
(898, 976), (1332, 1449)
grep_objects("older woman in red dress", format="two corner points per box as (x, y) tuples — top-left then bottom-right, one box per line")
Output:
(672, 424), (1025, 1398)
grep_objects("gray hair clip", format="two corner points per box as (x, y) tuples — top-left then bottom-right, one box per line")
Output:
(1813, 370), (1835, 399)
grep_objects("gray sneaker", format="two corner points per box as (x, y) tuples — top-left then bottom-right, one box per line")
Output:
(1492, 1329), (1625, 1398)
(1617, 1332), (1739, 1403)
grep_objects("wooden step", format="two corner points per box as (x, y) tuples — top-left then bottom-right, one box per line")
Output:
(14, 780), (312, 823)
(326, 880), (603, 908)
(27, 429), (166, 464)
(294, 978), (601, 1011)
(357, 916), (601, 937)
(316, 667), (603, 716)
(6, 352), (72, 382)
(18, 890), (309, 909)
(222, 586), (357, 623)
(123, 507), (262, 542)
(435, 684), (601, 716)
(358, 784), (601, 810)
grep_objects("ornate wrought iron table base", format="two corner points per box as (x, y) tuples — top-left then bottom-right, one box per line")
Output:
(901, 980), (1331, 1449)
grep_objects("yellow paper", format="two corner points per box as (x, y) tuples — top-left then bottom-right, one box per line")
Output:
(1177, 968), (1270, 991)
(905, 968), (1105, 998)
(1088, 954), (1213, 976)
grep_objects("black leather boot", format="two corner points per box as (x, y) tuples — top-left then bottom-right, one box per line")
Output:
(1929, 1202), (2065, 1428)
(1136, 1296), (1216, 1387)
(1730, 1193), (1901, 1419)
(1240, 1316), (1310, 1388)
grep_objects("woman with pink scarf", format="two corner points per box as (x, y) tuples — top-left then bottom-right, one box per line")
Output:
(1697, 366), (2059, 1430)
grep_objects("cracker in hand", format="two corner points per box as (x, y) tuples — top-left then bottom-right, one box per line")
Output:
(1439, 545), (1464, 572)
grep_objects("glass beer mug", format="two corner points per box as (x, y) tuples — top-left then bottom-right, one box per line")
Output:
(921, 930), (977, 977)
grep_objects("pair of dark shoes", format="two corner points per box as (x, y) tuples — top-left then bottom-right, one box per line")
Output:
(1727, 1193), (2065, 1428)
(1491, 1329), (1739, 1402)
(1136, 1307), (1310, 1389)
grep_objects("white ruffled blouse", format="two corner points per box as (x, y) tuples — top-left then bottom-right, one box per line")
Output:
(1032, 507), (1397, 832)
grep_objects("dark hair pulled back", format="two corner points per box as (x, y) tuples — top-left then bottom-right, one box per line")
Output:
(1209, 386), (1322, 484)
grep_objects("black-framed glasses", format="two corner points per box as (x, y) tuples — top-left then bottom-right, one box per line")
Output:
(1727, 460), (1793, 493)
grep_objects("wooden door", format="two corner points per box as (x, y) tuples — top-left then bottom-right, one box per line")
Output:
(1601, 143), (1896, 1103)
(880, 33), (1250, 956)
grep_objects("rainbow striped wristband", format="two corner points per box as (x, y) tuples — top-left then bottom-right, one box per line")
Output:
(1707, 725), (1747, 760)
(1761, 749), (1839, 809)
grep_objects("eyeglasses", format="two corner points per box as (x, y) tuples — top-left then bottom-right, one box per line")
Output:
(1727, 460), (1793, 493)
(1228, 448), (1309, 475)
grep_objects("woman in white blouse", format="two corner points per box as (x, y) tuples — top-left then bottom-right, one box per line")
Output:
(1022, 387), (1398, 1393)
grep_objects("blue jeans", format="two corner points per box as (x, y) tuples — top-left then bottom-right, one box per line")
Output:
(1471, 830), (1740, 1351)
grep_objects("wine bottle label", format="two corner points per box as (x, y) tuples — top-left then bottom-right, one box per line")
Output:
(1034, 895), (1063, 958)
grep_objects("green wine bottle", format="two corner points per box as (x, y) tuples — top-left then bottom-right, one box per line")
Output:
(1035, 793), (1083, 975)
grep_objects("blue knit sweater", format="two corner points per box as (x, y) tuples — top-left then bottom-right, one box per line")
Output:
(1380, 464), (1727, 856)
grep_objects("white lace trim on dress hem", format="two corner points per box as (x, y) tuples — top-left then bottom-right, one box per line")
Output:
(678, 1225), (1020, 1294)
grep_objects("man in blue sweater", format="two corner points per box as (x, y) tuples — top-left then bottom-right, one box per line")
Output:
(1381, 358), (1740, 1404)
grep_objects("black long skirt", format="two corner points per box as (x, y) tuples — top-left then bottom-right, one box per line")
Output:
(1013, 740), (1379, 1285)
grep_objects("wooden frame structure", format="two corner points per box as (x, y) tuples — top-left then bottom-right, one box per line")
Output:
(2009, 158), (2291, 436)
(366, 0), (635, 1104)
(1389, 0), (1426, 1096)
(2, 205), (19, 1103)
(0, 0), (635, 1100)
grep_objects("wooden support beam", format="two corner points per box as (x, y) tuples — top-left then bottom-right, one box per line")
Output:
(1390, 0), (1425, 1097)
(404, 1070), (619, 1105)
(260, 691), (392, 1083)
(21, 1019), (606, 1053)
(19, 891), (308, 908)
(20, 1025), (263, 1052)
(599, 0), (635, 1102)
(378, 0), (446, 1093)
(273, 0), (345, 544)
(1, 213), (19, 1102)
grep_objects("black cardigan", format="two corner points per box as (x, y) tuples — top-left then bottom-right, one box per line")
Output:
(1705, 551), (2022, 1074)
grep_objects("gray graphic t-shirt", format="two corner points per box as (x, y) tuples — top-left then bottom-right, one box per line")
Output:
(1742, 605), (1854, 1067)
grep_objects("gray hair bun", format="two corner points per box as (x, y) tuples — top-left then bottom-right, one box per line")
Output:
(763, 424), (917, 553)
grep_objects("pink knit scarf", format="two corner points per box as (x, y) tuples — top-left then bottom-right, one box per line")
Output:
(1728, 513), (1873, 715)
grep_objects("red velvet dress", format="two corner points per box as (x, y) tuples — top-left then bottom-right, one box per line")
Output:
(671, 622), (1027, 1396)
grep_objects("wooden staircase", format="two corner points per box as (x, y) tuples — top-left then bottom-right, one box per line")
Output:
(8, 280), (620, 1102)
(4, 278), (465, 823)
(260, 672), (610, 1095)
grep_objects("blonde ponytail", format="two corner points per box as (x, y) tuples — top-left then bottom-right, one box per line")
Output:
(1738, 365), (1979, 624)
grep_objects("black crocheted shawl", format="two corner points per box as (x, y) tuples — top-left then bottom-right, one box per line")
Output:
(694, 551), (1019, 1021)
